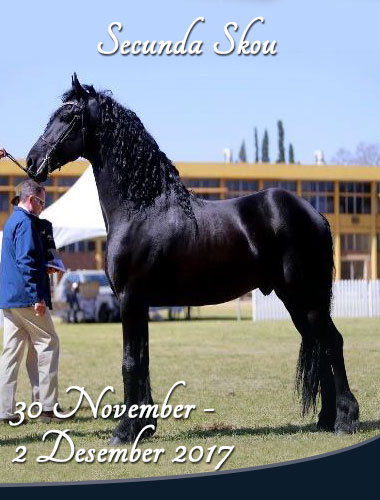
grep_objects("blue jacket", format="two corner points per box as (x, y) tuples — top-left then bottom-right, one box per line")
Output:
(0, 207), (52, 309)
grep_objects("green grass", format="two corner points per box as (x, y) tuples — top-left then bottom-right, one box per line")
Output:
(1, 305), (380, 483)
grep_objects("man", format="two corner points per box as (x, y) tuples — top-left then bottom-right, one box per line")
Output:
(0, 148), (7, 159)
(0, 179), (62, 423)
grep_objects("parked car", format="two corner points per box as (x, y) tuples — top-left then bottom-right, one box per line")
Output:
(53, 270), (120, 322)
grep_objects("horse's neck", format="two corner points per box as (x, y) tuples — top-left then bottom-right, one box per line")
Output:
(90, 155), (169, 229)
(90, 158), (123, 225)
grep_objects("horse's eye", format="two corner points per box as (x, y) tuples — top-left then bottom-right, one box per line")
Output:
(61, 113), (72, 123)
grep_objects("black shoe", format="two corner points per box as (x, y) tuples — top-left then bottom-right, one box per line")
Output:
(39, 406), (73, 423)
(0, 416), (26, 425)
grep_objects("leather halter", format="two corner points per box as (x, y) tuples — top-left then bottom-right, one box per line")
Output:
(34, 101), (87, 177)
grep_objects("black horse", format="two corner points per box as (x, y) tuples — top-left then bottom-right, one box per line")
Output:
(26, 75), (359, 442)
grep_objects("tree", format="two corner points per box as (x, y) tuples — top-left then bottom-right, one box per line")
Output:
(262, 130), (270, 163)
(277, 120), (285, 163)
(238, 140), (247, 162)
(331, 143), (380, 165)
(355, 142), (380, 165)
(288, 143), (295, 163)
(254, 127), (259, 163)
(331, 148), (352, 165)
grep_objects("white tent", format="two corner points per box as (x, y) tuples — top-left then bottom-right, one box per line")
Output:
(41, 166), (106, 248)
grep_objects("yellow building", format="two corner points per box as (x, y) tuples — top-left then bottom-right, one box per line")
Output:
(1, 159), (380, 280)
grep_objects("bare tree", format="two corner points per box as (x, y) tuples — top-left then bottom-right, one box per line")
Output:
(355, 142), (380, 165)
(331, 143), (380, 165)
(331, 148), (353, 165)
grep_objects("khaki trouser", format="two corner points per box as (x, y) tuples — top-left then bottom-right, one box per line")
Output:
(0, 307), (59, 419)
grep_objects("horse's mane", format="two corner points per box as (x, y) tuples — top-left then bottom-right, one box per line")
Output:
(62, 87), (196, 220)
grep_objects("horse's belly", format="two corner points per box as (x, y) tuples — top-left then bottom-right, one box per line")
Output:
(148, 258), (262, 306)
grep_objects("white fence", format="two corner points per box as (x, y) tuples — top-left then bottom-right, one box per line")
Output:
(251, 280), (380, 321)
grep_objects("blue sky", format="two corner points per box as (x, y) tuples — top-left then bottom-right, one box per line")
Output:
(0, 0), (379, 164)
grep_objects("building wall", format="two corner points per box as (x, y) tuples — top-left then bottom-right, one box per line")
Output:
(2, 159), (380, 279)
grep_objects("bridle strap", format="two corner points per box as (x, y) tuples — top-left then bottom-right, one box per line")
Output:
(35, 102), (87, 177)
(4, 102), (88, 178)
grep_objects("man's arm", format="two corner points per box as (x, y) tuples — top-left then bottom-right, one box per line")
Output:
(14, 219), (46, 315)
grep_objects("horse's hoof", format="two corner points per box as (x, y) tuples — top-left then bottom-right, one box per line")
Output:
(334, 422), (359, 435)
(317, 412), (336, 432)
(334, 391), (359, 435)
(317, 422), (335, 432)
(108, 436), (123, 445)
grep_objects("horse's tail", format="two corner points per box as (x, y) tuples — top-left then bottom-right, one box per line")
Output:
(296, 212), (335, 415)
(296, 337), (322, 416)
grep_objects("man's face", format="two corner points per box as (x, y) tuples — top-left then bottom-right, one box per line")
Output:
(29, 191), (46, 216)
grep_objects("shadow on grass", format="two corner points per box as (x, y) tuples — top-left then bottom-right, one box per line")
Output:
(0, 428), (113, 447)
(2, 420), (379, 448)
(159, 423), (318, 441)
(150, 317), (251, 323)
(155, 419), (380, 441)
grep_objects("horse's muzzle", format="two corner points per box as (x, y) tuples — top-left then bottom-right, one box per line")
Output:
(26, 156), (48, 182)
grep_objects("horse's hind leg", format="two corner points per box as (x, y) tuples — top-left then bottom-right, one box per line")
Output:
(318, 350), (336, 431)
(323, 315), (359, 433)
(288, 307), (336, 429)
(281, 296), (359, 433)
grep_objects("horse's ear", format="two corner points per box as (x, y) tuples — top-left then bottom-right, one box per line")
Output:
(71, 72), (85, 97)
(87, 85), (96, 97)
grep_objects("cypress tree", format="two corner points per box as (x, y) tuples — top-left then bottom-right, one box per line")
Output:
(238, 140), (247, 162)
(262, 130), (270, 163)
(277, 120), (285, 163)
(254, 127), (259, 163)
(289, 143), (295, 163)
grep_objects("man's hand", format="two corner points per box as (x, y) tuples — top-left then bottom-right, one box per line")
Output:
(47, 267), (64, 279)
(34, 301), (46, 317)
(0, 148), (7, 160)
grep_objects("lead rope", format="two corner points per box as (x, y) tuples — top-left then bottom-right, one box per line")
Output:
(4, 151), (29, 174)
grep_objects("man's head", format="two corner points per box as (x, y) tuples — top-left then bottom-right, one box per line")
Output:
(15, 179), (46, 216)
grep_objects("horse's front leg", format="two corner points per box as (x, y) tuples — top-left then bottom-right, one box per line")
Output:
(110, 295), (156, 444)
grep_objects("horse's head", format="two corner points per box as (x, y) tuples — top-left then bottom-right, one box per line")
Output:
(27, 73), (100, 182)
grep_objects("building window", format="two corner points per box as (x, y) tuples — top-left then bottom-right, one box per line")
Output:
(341, 234), (370, 253)
(13, 176), (27, 186)
(0, 176), (9, 186)
(44, 192), (55, 207)
(78, 241), (85, 252)
(340, 182), (370, 193)
(340, 196), (371, 214)
(341, 261), (366, 280)
(339, 182), (371, 214)
(302, 181), (334, 193)
(263, 180), (297, 192)
(197, 193), (220, 200)
(302, 181), (334, 213)
(376, 184), (380, 213)
(42, 177), (54, 186)
(183, 179), (220, 200)
(303, 195), (334, 213)
(0, 193), (9, 212)
(225, 180), (258, 198)
(60, 240), (98, 253)
(183, 179), (219, 188)
(57, 177), (78, 187)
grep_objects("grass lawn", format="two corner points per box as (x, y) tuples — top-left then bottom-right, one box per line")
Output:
(1, 303), (380, 483)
